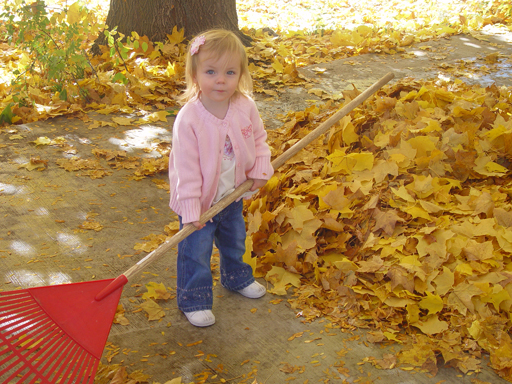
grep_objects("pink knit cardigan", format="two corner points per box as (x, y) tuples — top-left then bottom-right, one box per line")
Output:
(168, 96), (274, 223)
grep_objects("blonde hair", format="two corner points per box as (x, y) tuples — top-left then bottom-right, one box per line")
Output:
(179, 29), (253, 104)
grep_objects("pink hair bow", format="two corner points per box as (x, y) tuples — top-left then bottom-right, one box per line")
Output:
(190, 35), (206, 55)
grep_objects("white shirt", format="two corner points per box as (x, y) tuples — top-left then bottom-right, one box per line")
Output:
(213, 135), (236, 203)
(213, 135), (259, 204)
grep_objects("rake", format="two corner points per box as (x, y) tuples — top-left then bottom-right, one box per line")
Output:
(0, 72), (394, 383)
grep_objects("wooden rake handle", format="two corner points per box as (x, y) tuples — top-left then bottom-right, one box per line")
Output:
(95, 72), (395, 301)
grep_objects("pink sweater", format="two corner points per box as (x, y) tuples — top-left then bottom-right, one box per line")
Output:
(168, 96), (274, 223)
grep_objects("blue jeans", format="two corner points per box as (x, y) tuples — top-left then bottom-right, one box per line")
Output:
(176, 199), (255, 312)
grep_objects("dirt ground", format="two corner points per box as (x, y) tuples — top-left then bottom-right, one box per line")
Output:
(1, 28), (512, 384)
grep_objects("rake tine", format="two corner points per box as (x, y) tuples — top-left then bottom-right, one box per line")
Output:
(0, 321), (58, 381)
(41, 337), (76, 383)
(0, 315), (68, 382)
(0, 322), (52, 370)
(0, 294), (37, 312)
(0, 292), (33, 306)
(1, 315), (52, 353)
(19, 326), (66, 366)
(14, 329), (65, 384)
(0, 298), (35, 314)
(49, 341), (82, 384)
(66, 347), (91, 384)
(0, 310), (49, 339)
(60, 348), (83, 383)
(72, 352), (94, 384)
(83, 355), (99, 384)
(0, 309), (46, 338)
(0, 349), (22, 374)
(34, 334), (72, 373)
(2, 359), (30, 384)
(0, 290), (31, 298)
(0, 302), (42, 328)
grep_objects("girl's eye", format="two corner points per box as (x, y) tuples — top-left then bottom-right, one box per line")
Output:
(227, 70), (236, 75)
(206, 70), (214, 75)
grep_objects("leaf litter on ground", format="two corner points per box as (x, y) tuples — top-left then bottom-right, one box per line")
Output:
(0, 0), (511, 124)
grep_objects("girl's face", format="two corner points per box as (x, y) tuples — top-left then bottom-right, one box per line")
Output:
(194, 51), (241, 115)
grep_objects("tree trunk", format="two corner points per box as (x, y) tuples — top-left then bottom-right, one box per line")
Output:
(93, 0), (250, 53)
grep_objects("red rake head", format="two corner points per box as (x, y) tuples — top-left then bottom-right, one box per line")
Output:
(0, 279), (123, 384)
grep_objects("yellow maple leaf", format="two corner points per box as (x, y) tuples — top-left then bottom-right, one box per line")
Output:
(320, 187), (350, 211)
(357, 255), (384, 273)
(138, 110), (169, 124)
(433, 266), (454, 296)
(80, 220), (103, 232)
(165, 61), (177, 77)
(307, 88), (324, 97)
(31, 136), (52, 146)
(481, 285), (511, 312)
(67, 2), (81, 24)
(281, 223), (319, 250)
(406, 303), (420, 324)
(463, 240), (494, 261)
(111, 117), (134, 126)
(474, 156), (508, 176)
(271, 58), (284, 73)
(167, 26), (185, 45)
(407, 136), (439, 157)
(18, 158), (47, 171)
(140, 299), (165, 321)
(113, 304), (130, 326)
(164, 378), (183, 384)
(403, 205), (431, 220)
(391, 186), (415, 203)
(284, 204), (315, 232)
(142, 282), (171, 301)
(134, 233), (166, 253)
(398, 335), (437, 371)
(412, 315), (449, 335)
(373, 209), (403, 236)
(447, 282), (483, 315)
(372, 160), (398, 183)
(266, 266), (301, 295)
(419, 199), (443, 213)
(419, 291), (444, 315)
(242, 236), (256, 273)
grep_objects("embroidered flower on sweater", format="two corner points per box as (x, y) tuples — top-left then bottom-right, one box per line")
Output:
(241, 124), (253, 139)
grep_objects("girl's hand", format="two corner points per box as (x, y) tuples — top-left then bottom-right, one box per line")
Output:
(192, 221), (205, 230)
(250, 178), (267, 191)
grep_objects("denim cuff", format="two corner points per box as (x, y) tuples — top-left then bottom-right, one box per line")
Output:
(177, 286), (213, 312)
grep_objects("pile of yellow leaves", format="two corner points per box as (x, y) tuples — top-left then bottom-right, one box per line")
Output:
(245, 78), (512, 380)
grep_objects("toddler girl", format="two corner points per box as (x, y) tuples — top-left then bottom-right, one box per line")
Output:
(168, 29), (274, 327)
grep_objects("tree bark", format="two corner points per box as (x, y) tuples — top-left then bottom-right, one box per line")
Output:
(93, 0), (251, 53)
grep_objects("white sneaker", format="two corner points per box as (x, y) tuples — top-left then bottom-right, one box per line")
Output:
(184, 310), (215, 327)
(237, 281), (266, 299)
